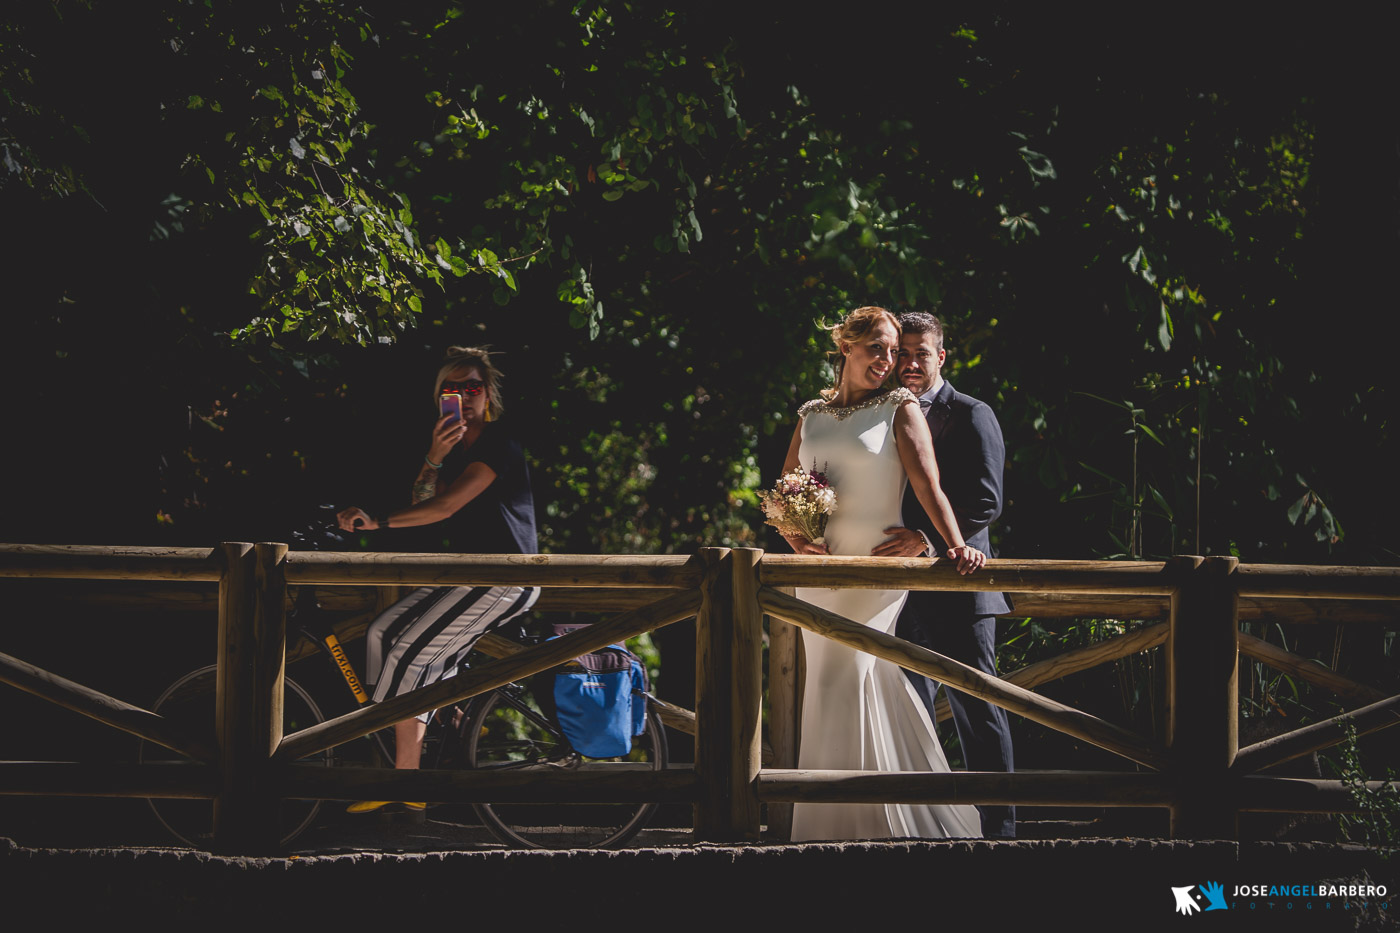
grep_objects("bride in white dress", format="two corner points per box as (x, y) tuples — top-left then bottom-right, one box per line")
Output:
(780, 306), (984, 841)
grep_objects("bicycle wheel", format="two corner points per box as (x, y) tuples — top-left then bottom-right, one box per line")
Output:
(137, 665), (330, 848)
(464, 684), (668, 849)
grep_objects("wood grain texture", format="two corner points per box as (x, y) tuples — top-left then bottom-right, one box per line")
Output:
(1233, 693), (1400, 775)
(282, 551), (704, 588)
(0, 543), (223, 580)
(757, 770), (1392, 812)
(6, 581), (1395, 623)
(213, 542), (287, 852)
(0, 650), (213, 761)
(932, 622), (1170, 722)
(760, 556), (1175, 594)
(1234, 563), (1400, 599)
(765, 585), (799, 841)
(1238, 631), (1389, 705)
(728, 548), (764, 838)
(757, 769), (1177, 806)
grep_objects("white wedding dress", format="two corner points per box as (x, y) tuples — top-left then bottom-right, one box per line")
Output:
(789, 388), (982, 841)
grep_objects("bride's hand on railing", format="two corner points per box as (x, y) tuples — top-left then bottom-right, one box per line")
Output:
(946, 545), (985, 574)
(785, 534), (829, 555)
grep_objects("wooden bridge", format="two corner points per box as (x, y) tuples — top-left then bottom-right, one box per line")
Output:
(1, 543), (1397, 853)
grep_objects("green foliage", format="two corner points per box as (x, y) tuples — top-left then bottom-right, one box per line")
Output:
(2, 4), (1393, 576)
(1335, 725), (1400, 856)
(0, 3), (97, 199)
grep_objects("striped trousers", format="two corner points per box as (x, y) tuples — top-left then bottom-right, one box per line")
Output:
(366, 585), (540, 720)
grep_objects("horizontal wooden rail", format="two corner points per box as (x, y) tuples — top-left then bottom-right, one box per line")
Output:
(0, 650), (214, 761)
(0, 581), (686, 615)
(280, 763), (700, 804)
(6, 581), (1397, 625)
(757, 770), (1392, 813)
(1233, 776), (1397, 813)
(997, 593), (1398, 624)
(0, 761), (218, 799)
(0, 544), (224, 581)
(9, 761), (1377, 815)
(283, 551), (704, 588)
(275, 590), (701, 762)
(758, 770), (1176, 807)
(759, 587), (1169, 770)
(1235, 564), (1400, 600)
(759, 556), (1176, 595)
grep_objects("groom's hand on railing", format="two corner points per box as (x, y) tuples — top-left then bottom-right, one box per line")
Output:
(946, 545), (985, 574)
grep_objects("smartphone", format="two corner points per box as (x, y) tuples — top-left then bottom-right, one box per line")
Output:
(439, 392), (463, 426)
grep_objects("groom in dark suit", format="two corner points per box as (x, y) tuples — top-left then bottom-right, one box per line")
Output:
(874, 311), (1016, 838)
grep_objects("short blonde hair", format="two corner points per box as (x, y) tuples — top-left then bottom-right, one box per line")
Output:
(820, 306), (901, 400)
(434, 345), (505, 418)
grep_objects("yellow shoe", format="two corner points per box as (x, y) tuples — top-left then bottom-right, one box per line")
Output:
(346, 800), (392, 814)
(346, 800), (427, 814)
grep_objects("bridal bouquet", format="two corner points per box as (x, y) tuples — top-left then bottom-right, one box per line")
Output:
(759, 466), (837, 545)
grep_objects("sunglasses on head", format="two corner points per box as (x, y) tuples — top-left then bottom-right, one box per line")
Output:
(441, 379), (485, 396)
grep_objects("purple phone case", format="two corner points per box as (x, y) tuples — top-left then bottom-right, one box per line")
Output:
(440, 393), (463, 426)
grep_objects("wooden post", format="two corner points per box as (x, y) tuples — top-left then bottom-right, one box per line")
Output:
(730, 548), (764, 839)
(694, 547), (762, 840)
(213, 541), (252, 851)
(213, 542), (287, 853)
(1167, 554), (1239, 839)
(766, 584), (798, 841)
(693, 547), (730, 839)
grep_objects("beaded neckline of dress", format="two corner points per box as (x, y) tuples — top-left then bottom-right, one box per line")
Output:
(797, 387), (916, 421)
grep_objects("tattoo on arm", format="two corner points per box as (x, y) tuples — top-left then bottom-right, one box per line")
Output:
(411, 465), (438, 504)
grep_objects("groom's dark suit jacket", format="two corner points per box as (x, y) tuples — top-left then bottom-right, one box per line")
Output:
(900, 380), (1010, 616)
(898, 378), (1014, 837)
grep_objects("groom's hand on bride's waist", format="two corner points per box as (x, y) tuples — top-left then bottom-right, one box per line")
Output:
(873, 526), (928, 558)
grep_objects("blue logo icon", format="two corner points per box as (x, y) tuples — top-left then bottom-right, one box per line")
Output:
(1172, 882), (1229, 915)
(1199, 881), (1228, 912)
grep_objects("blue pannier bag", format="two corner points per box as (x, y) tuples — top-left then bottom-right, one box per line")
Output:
(550, 626), (649, 759)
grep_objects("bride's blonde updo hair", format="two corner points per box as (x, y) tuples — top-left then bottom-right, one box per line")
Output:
(433, 345), (506, 419)
(820, 305), (901, 401)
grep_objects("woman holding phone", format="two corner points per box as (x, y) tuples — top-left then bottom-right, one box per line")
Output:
(336, 346), (538, 811)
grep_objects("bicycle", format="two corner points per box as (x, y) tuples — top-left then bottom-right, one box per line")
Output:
(138, 512), (668, 850)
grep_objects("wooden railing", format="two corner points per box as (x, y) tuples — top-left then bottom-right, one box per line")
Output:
(1, 543), (1397, 852)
